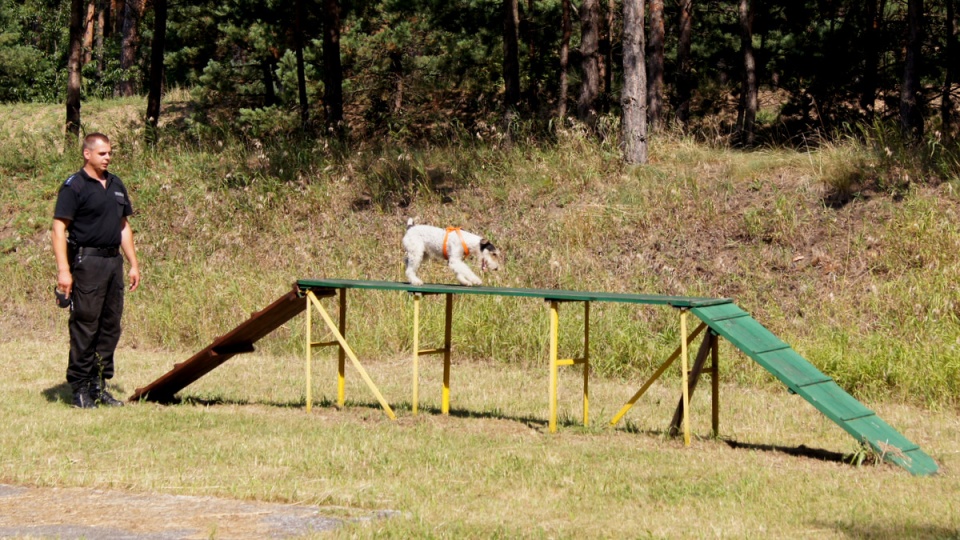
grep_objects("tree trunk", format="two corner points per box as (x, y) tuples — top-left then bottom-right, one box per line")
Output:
(66, 0), (85, 145)
(557, 0), (572, 121)
(118, 0), (144, 96)
(294, 0), (309, 128)
(621, 0), (647, 164)
(859, 0), (880, 115)
(524, 0), (540, 112)
(390, 51), (403, 114)
(577, 0), (600, 127)
(502, 0), (521, 136)
(605, 0), (614, 99)
(597, 0), (610, 111)
(675, 0), (694, 125)
(942, 0), (956, 143)
(111, 0), (123, 36)
(95, 0), (107, 77)
(322, 0), (344, 134)
(83, 0), (95, 65)
(146, 0), (167, 139)
(647, 0), (664, 131)
(901, 0), (924, 141)
(262, 59), (277, 107)
(737, 0), (757, 147)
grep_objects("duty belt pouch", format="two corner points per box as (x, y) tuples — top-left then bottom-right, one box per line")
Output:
(67, 241), (79, 268)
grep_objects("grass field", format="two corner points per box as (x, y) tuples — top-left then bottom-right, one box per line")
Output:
(1, 337), (958, 538)
(1, 98), (959, 537)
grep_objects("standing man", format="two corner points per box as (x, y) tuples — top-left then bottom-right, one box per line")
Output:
(52, 133), (141, 409)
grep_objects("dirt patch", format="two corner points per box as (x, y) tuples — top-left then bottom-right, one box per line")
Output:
(0, 484), (397, 539)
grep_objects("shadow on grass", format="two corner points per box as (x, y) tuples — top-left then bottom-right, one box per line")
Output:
(164, 395), (553, 427)
(816, 521), (960, 539)
(41, 382), (72, 404)
(400, 402), (549, 428)
(722, 439), (849, 464)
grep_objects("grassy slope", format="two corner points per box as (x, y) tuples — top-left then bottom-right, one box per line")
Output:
(2, 99), (958, 406)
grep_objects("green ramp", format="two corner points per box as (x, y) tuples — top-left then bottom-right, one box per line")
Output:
(690, 302), (939, 476)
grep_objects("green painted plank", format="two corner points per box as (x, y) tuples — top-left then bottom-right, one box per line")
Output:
(701, 316), (791, 355)
(898, 449), (941, 477)
(842, 416), (920, 453)
(689, 303), (751, 322)
(297, 279), (732, 307)
(793, 381), (875, 423)
(755, 349), (834, 389)
(693, 304), (937, 475)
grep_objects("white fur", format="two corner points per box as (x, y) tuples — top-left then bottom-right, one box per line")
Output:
(402, 219), (502, 286)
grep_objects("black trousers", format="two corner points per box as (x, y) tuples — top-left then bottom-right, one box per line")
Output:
(67, 252), (124, 391)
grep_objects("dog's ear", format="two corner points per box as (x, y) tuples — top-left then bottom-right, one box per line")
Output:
(480, 238), (496, 251)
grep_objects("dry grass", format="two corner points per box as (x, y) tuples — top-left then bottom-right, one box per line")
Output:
(0, 338), (958, 538)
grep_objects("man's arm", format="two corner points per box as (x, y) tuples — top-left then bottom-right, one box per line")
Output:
(120, 217), (141, 291)
(52, 218), (72, 296)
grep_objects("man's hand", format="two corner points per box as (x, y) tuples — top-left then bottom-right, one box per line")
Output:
(128, 266), (140, 292)
(57, 269), (73, 298)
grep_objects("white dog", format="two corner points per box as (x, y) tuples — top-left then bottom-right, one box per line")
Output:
(402, 218), (502, 286)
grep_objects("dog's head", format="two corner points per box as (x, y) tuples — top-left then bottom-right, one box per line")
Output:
(479, 239), (502, 272)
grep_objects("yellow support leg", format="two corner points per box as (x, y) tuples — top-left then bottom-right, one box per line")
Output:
(442, 293), (453, 415)
(549, 300), (559, 433)
(338, 288), (347, 407)
(307, 291), (396, 420)
(412, 293), (421, 415)
(305, 293), (312, 413)
(582, 301), (590, 426)
(680, 309), (691, 447)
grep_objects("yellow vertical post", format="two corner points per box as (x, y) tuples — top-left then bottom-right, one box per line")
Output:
(680, 309), (691, 446)
(549, 300), (559, 433)
(442, 293), (453, 415)
(305, 292), (313, 413)
(412, 293), (421, 415)
(337, 288), (347, 407)
(711, 332), (719, 438)
(583, 301), (590, 426)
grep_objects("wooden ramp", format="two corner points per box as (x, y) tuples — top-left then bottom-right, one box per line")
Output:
(690, 303), (939, 476)
(127, 285), (305, 403)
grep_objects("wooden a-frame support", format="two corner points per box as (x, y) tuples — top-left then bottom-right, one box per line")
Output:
(610, 309), (720, 445)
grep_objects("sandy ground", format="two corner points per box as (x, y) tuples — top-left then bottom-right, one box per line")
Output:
(0, 484), (396, 539)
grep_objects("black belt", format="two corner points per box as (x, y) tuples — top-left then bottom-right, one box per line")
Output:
(78, 246), (120, 257)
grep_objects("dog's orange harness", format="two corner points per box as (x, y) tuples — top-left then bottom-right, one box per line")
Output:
(442, 227), (469, 260)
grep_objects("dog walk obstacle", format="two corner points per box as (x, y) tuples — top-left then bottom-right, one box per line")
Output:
(129, 278), (938, 476)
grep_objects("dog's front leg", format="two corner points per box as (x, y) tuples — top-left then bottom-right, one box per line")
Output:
(449, 259), (482, 286)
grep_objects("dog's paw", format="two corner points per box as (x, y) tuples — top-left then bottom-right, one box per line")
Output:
(410, 278), (424, 286)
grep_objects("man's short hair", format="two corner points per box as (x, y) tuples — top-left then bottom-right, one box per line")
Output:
(83, 133), (110, 150)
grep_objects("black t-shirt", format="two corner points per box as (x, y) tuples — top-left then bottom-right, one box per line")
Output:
(53, 169), (134, 248)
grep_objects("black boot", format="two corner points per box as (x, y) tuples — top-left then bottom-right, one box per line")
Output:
(89, 380), (124, 407)
(72, 382), (98, 409)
